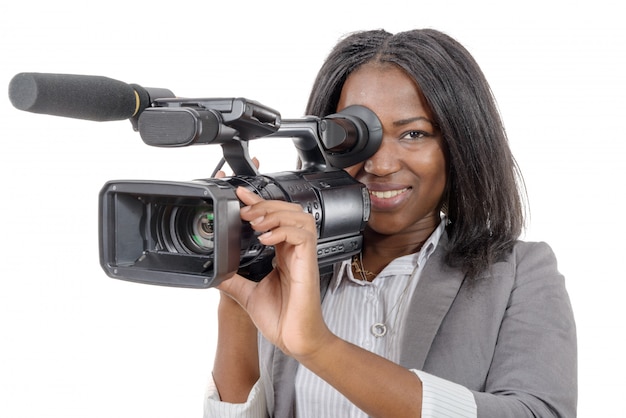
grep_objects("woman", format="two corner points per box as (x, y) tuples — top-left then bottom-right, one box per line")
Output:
(205, 29), (577, 417)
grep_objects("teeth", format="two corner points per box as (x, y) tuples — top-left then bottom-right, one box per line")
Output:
(370, 188), (408, 199)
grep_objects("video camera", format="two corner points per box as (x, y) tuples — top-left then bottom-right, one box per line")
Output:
(9, 73), (382, 288)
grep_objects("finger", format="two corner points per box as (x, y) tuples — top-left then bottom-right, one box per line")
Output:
(236, 186), (265, 205)
(236, 187), (304, 212)
(249, 210), (317, 235)
(256, 225), (317, 248)
(237, 188), (305, 220)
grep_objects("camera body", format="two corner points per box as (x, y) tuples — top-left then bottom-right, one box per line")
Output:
(7, 73), (382, 289)
(99, 97), (381, 288)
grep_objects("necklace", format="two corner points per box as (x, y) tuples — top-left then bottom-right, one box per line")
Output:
(370, 277), (414, 338)
(351, 252), (377, 281)
(351, 251), (420, 338)
(351, 240), (425, 282)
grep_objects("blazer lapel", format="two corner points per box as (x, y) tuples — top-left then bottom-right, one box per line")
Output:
(270, 270), (334, 418)
(271, 350), (298, 418)
(399, 234), (466, 370)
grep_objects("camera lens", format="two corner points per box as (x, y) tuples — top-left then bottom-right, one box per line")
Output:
(184, 206), (215, 252)
(174, 204), (215, 255)
(154, 201), (215, 256)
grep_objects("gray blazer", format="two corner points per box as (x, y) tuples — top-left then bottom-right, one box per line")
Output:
(259, 235), (577, 417)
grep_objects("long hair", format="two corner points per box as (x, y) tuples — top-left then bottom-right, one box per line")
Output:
(306, 29), (526, 279)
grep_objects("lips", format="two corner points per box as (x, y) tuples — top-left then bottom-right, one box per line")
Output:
(367, 186), (411, 210)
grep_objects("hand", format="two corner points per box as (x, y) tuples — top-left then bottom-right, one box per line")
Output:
(217, 187), (332, 359)
(216, 188), (424, 417)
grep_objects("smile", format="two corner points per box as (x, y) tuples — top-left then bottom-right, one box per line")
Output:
(369, 188), (410, 199)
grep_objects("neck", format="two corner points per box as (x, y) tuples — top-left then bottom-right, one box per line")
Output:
(357, 220), (438, 278)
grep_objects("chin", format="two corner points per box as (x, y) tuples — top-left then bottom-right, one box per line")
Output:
(365, 220), (408, 237)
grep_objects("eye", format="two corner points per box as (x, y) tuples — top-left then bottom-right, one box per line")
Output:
(401, 130), (430, 141)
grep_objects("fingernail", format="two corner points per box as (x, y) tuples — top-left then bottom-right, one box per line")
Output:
(250, 216), (264, 226)
(238, 186), (254, 195)
(258, 231), (272, 240)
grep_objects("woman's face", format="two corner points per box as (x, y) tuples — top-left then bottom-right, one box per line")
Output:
(339, 63), (447, 236)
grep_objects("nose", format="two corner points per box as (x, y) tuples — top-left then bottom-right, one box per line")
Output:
(364, 137), (401, 176)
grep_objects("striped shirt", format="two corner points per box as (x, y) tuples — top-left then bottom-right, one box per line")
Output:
(205, 219), (476, 417)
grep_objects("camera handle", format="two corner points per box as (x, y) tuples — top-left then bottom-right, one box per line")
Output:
(221, 140), (259, 176)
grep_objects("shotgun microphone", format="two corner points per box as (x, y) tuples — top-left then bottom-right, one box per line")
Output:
(8, 72), (174, 122)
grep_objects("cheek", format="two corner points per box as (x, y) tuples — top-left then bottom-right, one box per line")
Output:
(410, 146), (448, 196)
(429, 163), (448, 206)
(426, 153), (447, 185)
(424, 150), (447, 180)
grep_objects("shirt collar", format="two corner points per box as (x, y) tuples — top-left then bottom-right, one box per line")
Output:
(331, 217), (447, 291)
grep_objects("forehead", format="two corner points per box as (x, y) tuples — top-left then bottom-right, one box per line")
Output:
(337, 63), (434, 122)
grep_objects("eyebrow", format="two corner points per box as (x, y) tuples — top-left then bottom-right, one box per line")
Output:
(392, 116), (436, 127)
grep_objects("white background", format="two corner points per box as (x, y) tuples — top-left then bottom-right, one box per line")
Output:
(1, 1), (624, 416)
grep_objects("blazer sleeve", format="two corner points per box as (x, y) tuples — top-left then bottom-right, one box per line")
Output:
(472, 241), (577, 417)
